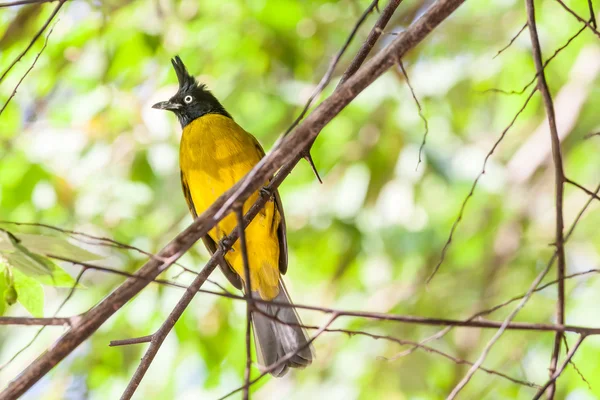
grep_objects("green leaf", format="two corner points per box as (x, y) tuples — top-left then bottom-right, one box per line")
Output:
(13, 233), (101, 262)
(3, 251), (53, 277)
(33, 262), (79, 288)
(13, 269), (44, 317)
(0, 230), (52, 275)
(3, 252), (79, 287)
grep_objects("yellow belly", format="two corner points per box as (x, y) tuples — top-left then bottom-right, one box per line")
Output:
(180, 114), (280, 299)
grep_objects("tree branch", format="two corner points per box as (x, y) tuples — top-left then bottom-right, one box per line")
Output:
(0, 316), (74, 326)
(235, 206), (253, 400)
(338, 0), (403, 85)
(525, 0), (567, 397)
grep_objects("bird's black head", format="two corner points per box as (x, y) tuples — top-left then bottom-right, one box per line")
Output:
(152, 56), (230, 128)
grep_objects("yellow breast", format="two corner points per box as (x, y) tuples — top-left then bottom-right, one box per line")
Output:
(180, 114), (281, 299)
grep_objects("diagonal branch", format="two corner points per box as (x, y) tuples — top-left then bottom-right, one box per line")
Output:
(0, 22), (55, 116)
(532, 335), (586, 400)
(552, 0), (600, 38)
(427, 86), (537, 283)
(0, 0), (63, 7)
(338, 0), (403, 85)
(0, 0), (65, 84)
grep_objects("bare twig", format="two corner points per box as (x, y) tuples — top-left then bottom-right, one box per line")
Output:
(0, 0), (65, 84)
(338, 0), (403, 85)
(0, 316), (74, 326)
(484, 25), (586, 96)
(397, 59), (428, 170)
(427, 86), (537, 283)
(532, 335), (586, 400)
(493, 23), (528, 59)
(587, 0), (597, 28)
(109, 336), (153, 347)
(561, 335), (592, 390)
(0, 23), (55, 116)
(0, 0), (62, 7)
(566, 178), (600, 202)
(330, 328), (540, 388)
(553, 0), (600, 38)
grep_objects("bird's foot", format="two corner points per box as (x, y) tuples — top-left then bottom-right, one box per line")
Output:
(259, 186), (272, 200)
(219, 235), (235, 254)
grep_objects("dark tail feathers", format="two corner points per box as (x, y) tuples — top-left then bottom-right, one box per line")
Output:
(251, 281), (314, 377)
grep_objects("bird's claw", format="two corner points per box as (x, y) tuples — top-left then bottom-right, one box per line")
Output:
(219, 236), (235, 253)
(259, 187), (272, 200)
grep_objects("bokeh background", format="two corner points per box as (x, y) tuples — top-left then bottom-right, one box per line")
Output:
(2, 0), (600, 398)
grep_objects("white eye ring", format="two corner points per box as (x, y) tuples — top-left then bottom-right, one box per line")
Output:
(184, 95), (193, 104)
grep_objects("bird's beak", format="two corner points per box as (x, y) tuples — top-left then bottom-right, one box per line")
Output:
(152, 101), (181, 111)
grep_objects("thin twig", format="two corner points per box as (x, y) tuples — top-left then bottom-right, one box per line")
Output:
(235, 206), (253, 400)
(561, 335), (592, 390)
(566, 178), (600, 202)
(427, 86), (538, 283)
(0, 22), (56, 116)
(0, 0), (65, 84)
(0, 0), (62, 7)
(553, 0), (600, 39)
(532, 335), (586, 400)
(0, 316), (74, 326)
(109, 336), (153, 347)
(493, 23), (528, 59)
(397, 59), (428, 170)
(484, 25), (586, 96)
(338, 0), (403, 85)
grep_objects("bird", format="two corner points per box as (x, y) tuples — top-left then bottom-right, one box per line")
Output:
(152, 56), (314, 377)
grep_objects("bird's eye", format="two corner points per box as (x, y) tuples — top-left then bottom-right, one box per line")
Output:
(184, 95), (193, 104)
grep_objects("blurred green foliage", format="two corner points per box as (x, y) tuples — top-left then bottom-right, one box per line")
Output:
(1, 0), (600, 398)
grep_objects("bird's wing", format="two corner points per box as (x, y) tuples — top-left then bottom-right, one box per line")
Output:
(180, 170), (242, 289)
(250, 135), (288, 275)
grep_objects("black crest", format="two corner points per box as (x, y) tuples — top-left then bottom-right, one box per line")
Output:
(153, 55), (230, 128)
(171, 56), (205, 92)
